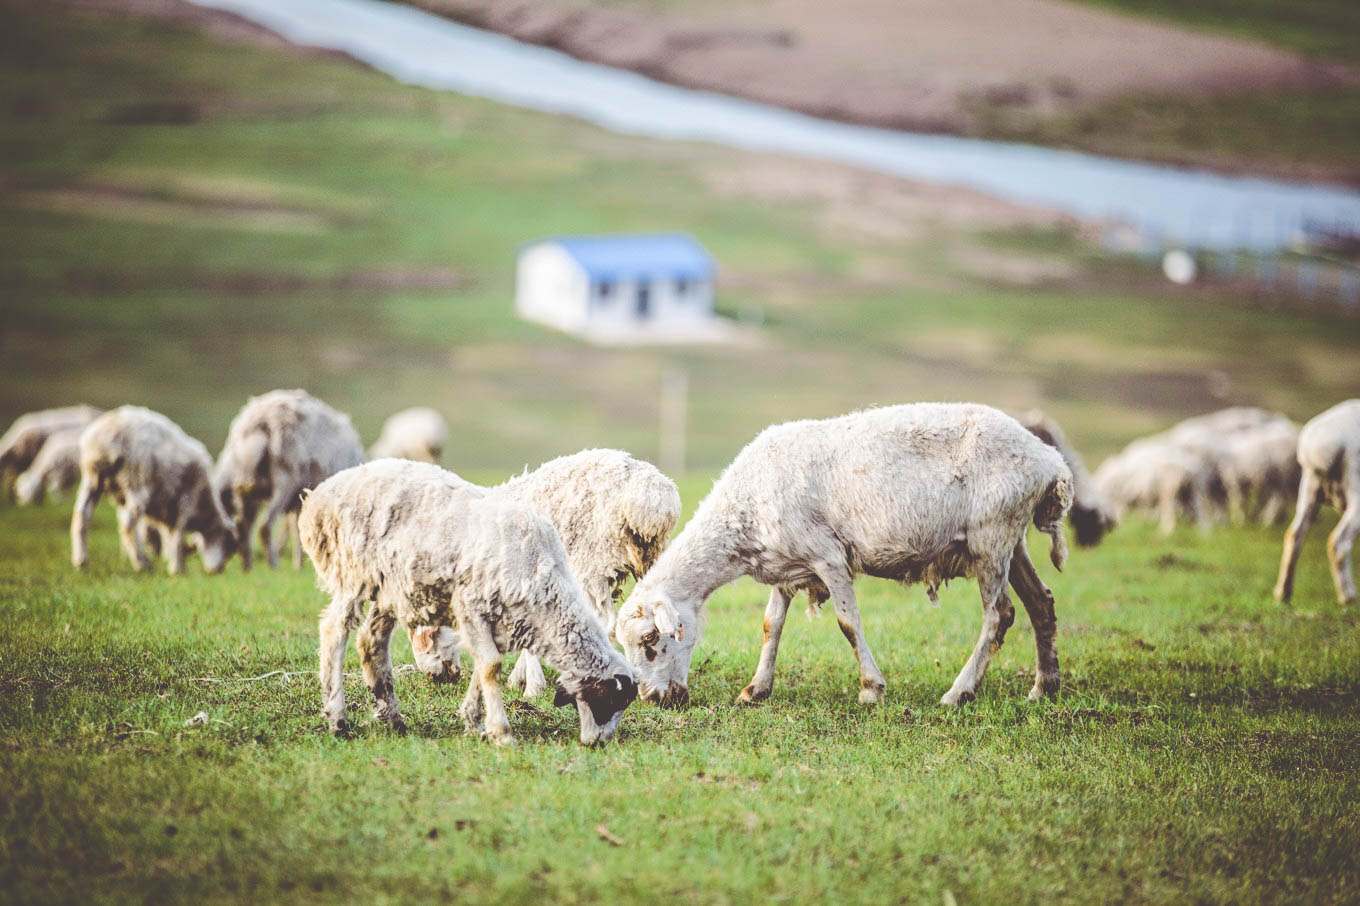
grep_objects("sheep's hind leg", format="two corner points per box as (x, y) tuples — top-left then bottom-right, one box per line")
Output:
(70, 475), (100, 569)
(1008, 539), (1060, 701)
(1327, 469), (1359, 604)
(460, 620), (512, 745)
(257, 488), (294, 569)
(357, 606), (406, 734)
(941, 552), (1015, 707)
(1275, 470), (1322, 603)
(320, 594), (367, 736)
(739, 585), (793, 704)
(507, 652), (548, 698)
(116, 503), (151, 573)
(819, 568), (885, 704)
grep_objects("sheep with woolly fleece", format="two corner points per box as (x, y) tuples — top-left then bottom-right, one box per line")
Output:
(1094, 436), (1217, 535)
(1019, 410), (1116, 547)
(14, 427), (85, 505)
(403, 449), (681, 697)
(1218, 418), (1300, 525)
(614, 403), (1073, 710)
(368, 406), (449, 464)
(71, 406), (236, 575)
(214, 389), (364, 571)
(1275, 399), (1360, 605)
(301, 459), (638, 745)
(1, 405), (101, 496)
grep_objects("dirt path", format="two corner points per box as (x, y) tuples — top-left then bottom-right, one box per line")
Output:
(406, 0), (1338, 136)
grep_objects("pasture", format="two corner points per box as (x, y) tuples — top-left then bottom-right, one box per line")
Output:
(2, 494), (1358, 903)
(2, 1), (1359, 903)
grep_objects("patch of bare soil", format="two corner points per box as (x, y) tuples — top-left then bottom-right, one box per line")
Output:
(407, 0), (1340, 134)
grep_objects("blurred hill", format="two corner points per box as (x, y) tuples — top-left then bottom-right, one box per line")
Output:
(409, 0), (1360, 182)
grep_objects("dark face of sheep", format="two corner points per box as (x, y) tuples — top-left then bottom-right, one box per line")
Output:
(554, 672), (638, 746)
(615, 597), (695, 709)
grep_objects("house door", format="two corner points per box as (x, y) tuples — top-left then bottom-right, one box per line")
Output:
(636, 282), (651, 319)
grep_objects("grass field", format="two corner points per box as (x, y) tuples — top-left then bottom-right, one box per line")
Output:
(1, 1), (1359, 902)
(2, 490), (1358, 904)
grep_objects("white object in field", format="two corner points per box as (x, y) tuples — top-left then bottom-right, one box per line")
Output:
(1162, 249), (1197, 285)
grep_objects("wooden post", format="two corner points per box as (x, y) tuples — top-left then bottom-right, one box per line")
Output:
(659, 367), (687, 477)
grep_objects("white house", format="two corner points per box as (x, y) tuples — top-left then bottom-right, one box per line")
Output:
(516, 233), (729, 344)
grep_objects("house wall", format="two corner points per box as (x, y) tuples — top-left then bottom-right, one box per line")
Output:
(587, 277), (713, 325)
(516, 244), (589, 331)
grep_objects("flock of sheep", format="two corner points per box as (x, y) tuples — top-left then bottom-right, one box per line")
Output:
(1, 392), (1356, 745)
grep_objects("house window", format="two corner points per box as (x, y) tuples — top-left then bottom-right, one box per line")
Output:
(675, 277), (689, 298)
(596, 280), (613, 303)
(636, 282), (651, 318)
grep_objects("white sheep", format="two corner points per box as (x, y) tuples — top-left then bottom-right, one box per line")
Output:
(71, 406), (236, 575)
(1019, 410), (1116, 547)
(405, 449), (681, 698)
(300, 459), (639, 745)
(215, 389), (364, 570)
(1275, 399), (1360, 606)
(1, 405), (101, 496)
(1094, 436), (1217, 535)
(368, 406), (449, 463)
(614, 403), (1073, 709)
(14, 427), (85, 505)
(1218, 418), (1300, 525)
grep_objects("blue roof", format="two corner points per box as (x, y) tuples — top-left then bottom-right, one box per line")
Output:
(544, 233), (714, 282)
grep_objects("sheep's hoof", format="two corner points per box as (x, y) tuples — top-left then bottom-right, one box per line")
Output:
(737, 684), (770, 705)
(387, 715), (409, 736)
(484, 730), (515, 747)
(940, 688), (975, 707)
(1028, 675), (1060, 701)
(329, 719), (351, 739)
(858, 683), (885, 705)
(522, 680), (548, 699)
(1272, 584), (1291, 603)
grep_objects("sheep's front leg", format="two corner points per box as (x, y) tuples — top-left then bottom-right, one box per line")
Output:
(70, 475), (100, 569)
(320, 595), (366, 736)
(459, 620), (512, 745)
(819, 568), (885, 704)
(163, 526), (186, 576)
(116, 503), (151, 572)
(507, 653), (548, 698)
(288, 511), (304, 569)
(739, 585), (793, 704)
(942, 553), (1015, 707)
(1275, 471), (1322, 603)
(1327, 485), (1359, 605)
(358, 607), (406, 734)
(235, 496), (258, 572)
(1008, 539), (1060, 701)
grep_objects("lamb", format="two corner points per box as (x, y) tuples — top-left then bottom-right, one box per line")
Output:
(368, 407), (449, 463)
(14, 427), (85, 505)
(1094, 436), (1217, 535)
(70, 406), (236, 575)
(406, 449), (681, 697)
(1019, 410), (1116, 547)
(214, 389), (364, 570)
(614, 403), (1073, 710)
(1275, 399), (1360, 606)
(300, 459), (639, 745)
(1, 405), (101, 496)
(1218, 418), (1300, 525)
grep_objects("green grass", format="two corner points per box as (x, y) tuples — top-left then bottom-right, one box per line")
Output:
(2, 489), (1358, 904)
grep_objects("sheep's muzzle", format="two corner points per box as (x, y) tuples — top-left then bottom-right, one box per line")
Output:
(643, 682), (689, 709)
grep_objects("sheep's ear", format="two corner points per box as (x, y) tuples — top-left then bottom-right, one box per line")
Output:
(653, 600), (682, 640)
(553, 680), (574, 708)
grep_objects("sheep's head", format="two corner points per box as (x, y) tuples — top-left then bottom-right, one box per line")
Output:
(614, 592), (695, 709)
(410, 625), (461, 684)
(553, 671), (637, 746)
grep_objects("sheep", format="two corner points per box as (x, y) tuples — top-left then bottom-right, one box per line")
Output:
(1019, 410), (1116, 547)
(368, 406), (449, 463)
(300, 459), (639, 745)
(14, 427), (85, 505)
(1094, 436), (1216, 535)
(70, 406), (236, 575)
(214, 389), (364, 571)
(0, 405), (101, 496)
(404, 449), (681, 698)
(1218, 418), (1300, 525)
(1275, 399), (1360, 606)
(614, 403), (1073, 710)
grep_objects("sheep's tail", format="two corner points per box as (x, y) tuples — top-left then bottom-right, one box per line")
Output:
(1034, 474), (1074, 571)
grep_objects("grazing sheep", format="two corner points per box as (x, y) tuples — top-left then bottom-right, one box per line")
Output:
(1169, 406), (1279, 438)
(0, 405), (101, 496)
(71, 406), (236, 575)
(14, 427), (85, 505)
(1019, 410), (1116, 547)
(215, 389), (364, 571)
(614, 403), (1073, 710)
(1275, 399), (1360, 605)
(1094, 436), (1218, 535)
(405, 449), (681, 697)
(368, 407), (449, 464)
(1218, 418), (1300, 525)
(301, 459), (638, 745)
